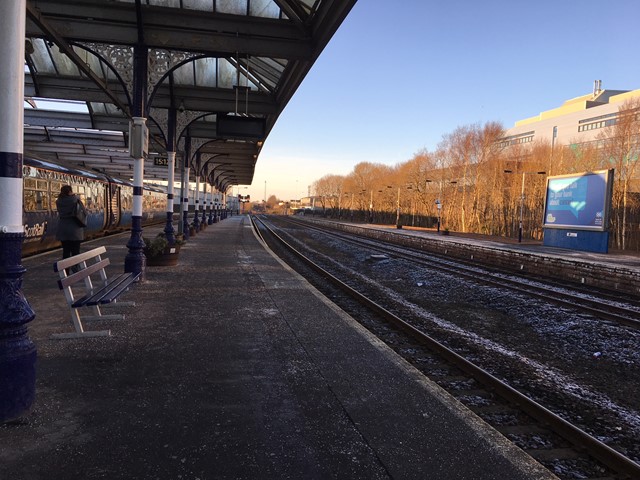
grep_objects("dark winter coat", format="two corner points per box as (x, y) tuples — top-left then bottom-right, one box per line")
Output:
(55, 195), (86, 241)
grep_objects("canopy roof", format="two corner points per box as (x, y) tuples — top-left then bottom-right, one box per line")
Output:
(24, 0), (356, 189)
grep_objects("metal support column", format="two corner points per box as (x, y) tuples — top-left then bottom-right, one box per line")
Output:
(124, 42), (148, 278)
(193, 153), (201, 231)
(0, 0), (36, 423)
(182, 137), (191, 238)
(163, 107), (177, 244)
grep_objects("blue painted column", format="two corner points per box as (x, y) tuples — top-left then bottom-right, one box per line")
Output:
(201, 181), (208, 227)
(208, 184), (214, 225)
(193, 154), (201, 231)
(124, 43), (148, 278)
(163, 108), (177, 244)
(215, 191), (221, 222)
(0, 0), (36, 423)
(164, 151), (176, 243)
(182, 137), (191, 239)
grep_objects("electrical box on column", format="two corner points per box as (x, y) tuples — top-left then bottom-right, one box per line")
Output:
(129, 117), (148, 158)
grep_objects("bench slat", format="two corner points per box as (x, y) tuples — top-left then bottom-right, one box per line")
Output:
(85, 273), (140, 306)
(71, 272), (134, 308)
(57, 258), (110, 290)
(54, 246), (107, 272)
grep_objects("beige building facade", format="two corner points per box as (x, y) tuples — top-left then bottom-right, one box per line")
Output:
(502, 82), (640, 149)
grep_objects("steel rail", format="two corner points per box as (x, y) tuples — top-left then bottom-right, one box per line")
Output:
(281, 216), (640, 330)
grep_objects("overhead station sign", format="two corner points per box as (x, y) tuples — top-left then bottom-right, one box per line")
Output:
(543, 169), (614, 231)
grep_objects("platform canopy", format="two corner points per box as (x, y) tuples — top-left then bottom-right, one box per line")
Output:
(23, 0), (356, 189)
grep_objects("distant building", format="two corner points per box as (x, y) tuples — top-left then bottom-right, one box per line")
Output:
(503, 81), (640, 148)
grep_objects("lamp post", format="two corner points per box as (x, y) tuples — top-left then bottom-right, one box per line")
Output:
(395, 186), (401, 228)
(504, 169), (546, 242)
(206, 161), (231, 222)
(387, 185), (412, 229)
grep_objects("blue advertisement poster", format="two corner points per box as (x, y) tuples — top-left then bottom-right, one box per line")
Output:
(543, 169), (613, 231)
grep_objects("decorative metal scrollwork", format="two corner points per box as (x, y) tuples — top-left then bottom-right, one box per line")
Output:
(176, 110), (210, 141)
(79, 42), (134, 97)
(148, 48), (200, 96)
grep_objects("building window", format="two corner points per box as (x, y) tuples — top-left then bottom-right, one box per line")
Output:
(498, 131), (535, 148)
(578, 118), (617, 132)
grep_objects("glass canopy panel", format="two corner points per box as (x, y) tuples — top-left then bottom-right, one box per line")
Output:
(72, 46), (109, 82)
(250, 0), (280, 18)
(183, 0), (214, 11)
(299, 0), (320, 14)
(173, 62), (195, 86)
(105, 103), (124, 116)
(90, 102), (107, 115)
(217, 0), (248, 15)
(250, 57), (286, 90)
(29, 39), (56, 75)
(218, 58), (236, 89)
(50, 48), (80, 77)
(148, 0), (181, 7)
(194, 57), (217, 88)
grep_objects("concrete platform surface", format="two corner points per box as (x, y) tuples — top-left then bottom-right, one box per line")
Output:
(1, 216), (555, 479)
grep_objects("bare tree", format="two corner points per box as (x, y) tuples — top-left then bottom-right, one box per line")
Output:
(313, 174), (346, 215)
(305, 101), (639, 250)
(403, 149), (437, 219)
(598, 98), (640, 249)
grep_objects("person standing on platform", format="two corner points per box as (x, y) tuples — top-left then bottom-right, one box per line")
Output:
(55, 185), (86, 259)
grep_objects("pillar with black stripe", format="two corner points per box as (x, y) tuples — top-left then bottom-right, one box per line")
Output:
(124, 43), (148, 278)
(201, 180), (208, 227)
(193, 152), (201, 231)
(182, 136), (191, 239)
(208, 183), (214, 225)
(0, 0), (37, 423)
(163, 107), (176, 244)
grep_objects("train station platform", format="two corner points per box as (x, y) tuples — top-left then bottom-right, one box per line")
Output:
(1, 215), (555, 480)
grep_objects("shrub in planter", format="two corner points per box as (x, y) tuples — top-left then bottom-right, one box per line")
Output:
(143, 233), (182, 266)
(143, 234), (169, 258)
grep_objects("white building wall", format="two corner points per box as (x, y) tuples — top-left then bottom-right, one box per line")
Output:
(503, 88), (640, 148)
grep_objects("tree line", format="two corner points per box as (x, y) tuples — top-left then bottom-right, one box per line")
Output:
(311, 99), (640, 250)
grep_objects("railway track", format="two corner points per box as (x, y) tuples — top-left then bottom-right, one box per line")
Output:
(251, 214), (640, 480)
(282, 216), (640, 329)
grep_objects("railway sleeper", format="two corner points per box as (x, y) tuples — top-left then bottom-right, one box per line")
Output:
(495, 424), (554, 435)
(466, 403), (519, 414)
(448, 388), (492, 397)
(526, 447), (585, 461)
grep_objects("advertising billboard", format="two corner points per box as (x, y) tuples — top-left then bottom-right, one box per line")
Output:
(543, 169), (614, 231)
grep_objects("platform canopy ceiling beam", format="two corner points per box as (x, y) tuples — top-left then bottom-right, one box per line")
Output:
(22, 0), (357, 187)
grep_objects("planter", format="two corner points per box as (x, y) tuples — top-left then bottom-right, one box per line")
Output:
(145, 245), (181, 267)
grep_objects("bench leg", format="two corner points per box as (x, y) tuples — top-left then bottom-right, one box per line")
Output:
(87, 304), (125, 320)
(55, 307), (123, 340)
(101, 301), (135, 308)
(83, 314), (125, 321)
(51, 330), (111, 340)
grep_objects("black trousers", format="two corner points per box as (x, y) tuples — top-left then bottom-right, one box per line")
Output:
(61, 240), (82, 259)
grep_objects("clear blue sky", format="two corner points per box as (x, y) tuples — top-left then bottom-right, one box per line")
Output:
(249, 0), (640, 202)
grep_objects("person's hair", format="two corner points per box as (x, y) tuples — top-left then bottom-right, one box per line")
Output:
(58, 185), (73, 198)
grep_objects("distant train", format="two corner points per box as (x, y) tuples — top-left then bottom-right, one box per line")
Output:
(22, 155), (167, 256)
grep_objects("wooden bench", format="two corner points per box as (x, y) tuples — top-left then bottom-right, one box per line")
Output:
(53, 246), (140, 339)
